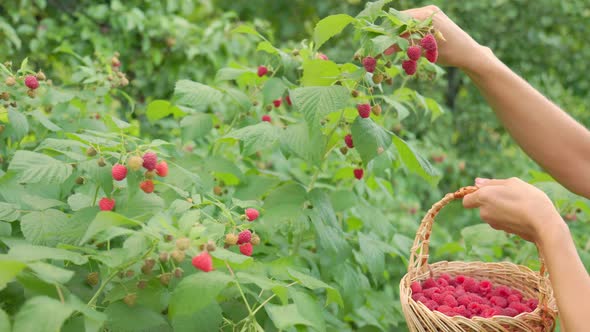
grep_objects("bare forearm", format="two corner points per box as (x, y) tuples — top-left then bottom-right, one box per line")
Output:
(464, 48), (590, 198)
(538, 217), (590, 332)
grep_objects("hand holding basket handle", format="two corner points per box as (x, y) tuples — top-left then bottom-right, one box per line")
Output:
(400, 186), (558, 332)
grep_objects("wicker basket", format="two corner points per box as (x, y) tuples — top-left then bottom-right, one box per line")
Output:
(400, 186), (558, 332)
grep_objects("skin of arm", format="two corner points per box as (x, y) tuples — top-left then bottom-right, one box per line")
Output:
(403, 6), (590, 199)
(463, 177), (590, 331)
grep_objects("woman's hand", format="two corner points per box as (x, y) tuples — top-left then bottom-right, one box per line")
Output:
(463, 177), (564, 243)
(401, 5), (491, 72)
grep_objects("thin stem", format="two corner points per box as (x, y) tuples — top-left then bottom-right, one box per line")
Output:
(55, 284), (65, 304)
(250, 281), (298, 316)
(225, 262), (253, 314)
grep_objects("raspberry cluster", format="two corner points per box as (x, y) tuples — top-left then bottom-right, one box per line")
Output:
(224, 229), (261, 257)
(401, 34), (438, 76)
(410, 274), (539, 318)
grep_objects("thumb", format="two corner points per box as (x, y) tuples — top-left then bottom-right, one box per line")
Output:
(462, 191), (482, 209)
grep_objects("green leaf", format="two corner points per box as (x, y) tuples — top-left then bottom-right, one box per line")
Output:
(262, 77), (288, 105)
(13, 296), (74, 332)
(146, 100), (179, 123)
(80, 211), (142, 244)
(281, 122), (325, 165)
(0, 18), (21, 49)
(313, 14), (355, 50)
(21, 209), (73, 246)
(6, 244), (87, 265)
(0, 202), (20, 221)
(0, 308), (10, 332)
(236, 272), (281, 290)
(351, 117), (392, 165)
(8, 109), (29, 141)
(301, 59), (340, 86)
(32, 110), (62, 131)
(171, 303), (221, 332)
(180, 113), (213, 141)
(263, 183), (307, 226)
(174, 80), (222, 110)
(168, 271), (232, 318)
(27, 261), (75, 284)
(266, 304), (314, 330)
(8, 150), (73, 184)
(308, 189), (351, 262)
(257, 41), (279, 54)
(358, 232), (397, 280)
(0, 257), (27, 290)
(211, 248), (253, 267)
(104, 302), (170, 332)
(425, 97), (444, 121)
(215, 67), (250, 81)
(290, 86), (348, 129)
(288, 268), (333, 290)
(370, 35), (398, 54)
(290, 290), (326, 332)
(222, 122), (282, 156)
(357, 0), (393, 18)
(392, 135), (441, 185)
(231, 25), (263, 39)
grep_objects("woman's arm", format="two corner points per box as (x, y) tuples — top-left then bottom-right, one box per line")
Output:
(404, 6), (590, 198)
(463, 178), (590, 331)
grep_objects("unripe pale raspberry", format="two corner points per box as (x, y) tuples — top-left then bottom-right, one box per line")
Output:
(192, 251), (213, 272)
(173, 267), (184, 278)
(170, 250), (185, 263)
(123, 293), (136, 307)
(86, 272), (99, 286)
(353, 168), (364, 180)
(98, 197), (115, 211)
(250, 233), (260, 245)
(261, 115), (271, 122)
(239, 242), (253, 256)
(407, 45), (422, 61)
(142, 152), (158, 170)
(344, 134), (354, 148)
(237, 230), (251, 245)
(206, 240), (216, 252)
(24, 75), (39, 90)
(111, 164), (128, 181)
(155, 161), (168, 177)
(176, 237), (191, 250)
(139, 180), (154, 193)
(159, 273), (172, 286)
(225, 233), (238, 245)
(245, 208), (260, 221)
(425, 49), (438, 63)
(362, 57), (377, 73)
(5, 76), (16, 86)
(257, 65), (268, 77)
(127, 156), (143, 171)
(144, 170), (156, 179)
(402, 60), (417, 75)
(372, 104), (382, 116)
(356, 104), (371, 118)
(36, 71), (46, 81)
(159, 252), (169, 263)
(420, 34), (437, 52)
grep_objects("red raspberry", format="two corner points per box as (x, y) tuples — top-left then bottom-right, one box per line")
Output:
(25, 75), (39, 90)
(245, 208), (259, 221)
(431, 293), (444, 305)
(492, 285), (511, 298)
(357, 103), (371, 118)
(478, 280), (493, 294)
(501, 307), (519, 317)
(142, 152), (158, 170)
(510, 289), (523, 299)
(439, 274), (452, 281)
(416, 295), (428, 303)
(155, 161), (168, 177)
(425, 49), (438, 63)
(344, 134), (354, 148)
(262, 115), (271, 122)
(239, 242), (253, 256)
(442, 294), (457, 307)
(423, 287), (441, 298)
(453, 286), (466, 298)
(463, 277), (479, 293)
(452, 305), (470, 317)
(140, 180), (155, 193)
(237, 230), (251, 244)
(508, 301), (529, 314)
(406, 45), (422, 61)
(424, 300), (438, 311)
(353, 168), (364, 180)
(482, 307), (501, 318)
(420, 34), (437, 51)
(99, 197), (115, 211)
(422, 278), (437, 289)
(111, 164), (128, 181)
(490, 296), (508, 308)
(402, 60), (417, 75)
(455, 275), (466, 284)
(457, 294), (470, 307)
(273, 98), (282, 108)
(468, 294), (485, 304)
(507, 294), (520, 303)
(362, 57), (377, 73)
(436, 277), (449, 287)
(436, 305), (453, 315)
(410, 281), (422, 294)
(526, 299), (538, 310)
(411, 293), (421, 301)
(286, 95), (292, 106)
(317, 53), (329, 60)
(257, 65), (268, 77)
(468, 302), (483, 315)
(191, 251), (213, 272)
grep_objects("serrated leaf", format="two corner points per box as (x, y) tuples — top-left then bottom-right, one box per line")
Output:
(27, 261), (75, 284)
(392, 135), (441, 185)
(351, 117), (392, 165)
(0, 257), (27, 290)
(263, 183), (307, 226)
(211, 248), (253, 267)
(358, 232), (397, 280)
(262, 77), (287, 105)
(280, 122), (325, 165)
(222, 122), (282, 156)
(174, 80), (222, 110)
(265, 304), (314, 330)
(21, 209), (73, 246)
(291, 86), (348, 129)
(7, 244), (87, 265)
(180, 113), (213, 141)
(290, 290), (326, 332)
(0, 202), (20, 221)
(357, 0), (393, 18)
(382, 96), (410, 120)
(168, 272), (232, 318)
(32, 110), (62, 131)
(308, 189), (351, 262)
(313, 14), (354, 50)
(80, 212), (142, 244)
(370, 35), (398, 54)
(231, 25), (263, 39)
(104, 302), (170, 332)
(8, 109), (29, 141)
(171, 303), (221, 332)
(13, 296), (74, 332)
(0, 18), (21, 49)
(301, 59), (341, 86)
(257, 41), (278, 54)
(425, 97), (444, 121)
(236, 272), (281, 290)
(8, 150), (73, 184)
(146, 100), (177, 123)
(215, 67), (249, 81)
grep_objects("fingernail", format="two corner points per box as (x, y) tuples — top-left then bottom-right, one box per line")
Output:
(475, 178), (489, 186)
